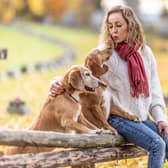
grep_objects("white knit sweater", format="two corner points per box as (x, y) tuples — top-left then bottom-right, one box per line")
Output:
(99, 44), (167, 122)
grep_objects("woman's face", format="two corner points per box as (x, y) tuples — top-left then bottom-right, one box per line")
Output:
(108, 12), (128, 44)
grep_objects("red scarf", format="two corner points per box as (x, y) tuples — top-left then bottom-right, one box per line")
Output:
(115, 41), (149, 98)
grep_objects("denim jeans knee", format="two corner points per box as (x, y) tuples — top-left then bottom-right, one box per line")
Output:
(150, 137), (166, 155)
(148, 137), (166, 168)
(108, 115), (166, 168)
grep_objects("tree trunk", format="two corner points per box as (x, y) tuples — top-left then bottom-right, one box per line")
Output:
(0, 145), (147, 167)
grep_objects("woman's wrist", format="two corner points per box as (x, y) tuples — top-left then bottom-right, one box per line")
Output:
(157, 121), (167, 124)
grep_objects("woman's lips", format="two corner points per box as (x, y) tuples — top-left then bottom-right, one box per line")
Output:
(113, 36), (118, 40)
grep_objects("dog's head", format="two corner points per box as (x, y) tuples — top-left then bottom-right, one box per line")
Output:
(84, 48), (112, 78)
(63, 65), (106, 94)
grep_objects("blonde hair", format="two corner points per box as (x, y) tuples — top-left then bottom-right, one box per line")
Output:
(99, 5), (145, 49)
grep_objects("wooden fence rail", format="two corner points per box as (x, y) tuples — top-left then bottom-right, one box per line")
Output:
(0, 129), (147, 167)
(0, 129), (125, 148)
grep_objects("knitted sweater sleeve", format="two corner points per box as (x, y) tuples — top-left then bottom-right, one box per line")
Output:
(148, 46), (167, 122)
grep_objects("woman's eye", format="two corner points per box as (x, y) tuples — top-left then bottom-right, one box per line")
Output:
(117, 25), (122, 27)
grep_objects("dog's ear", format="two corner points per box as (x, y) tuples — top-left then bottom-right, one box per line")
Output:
(102, 48), (112, 55)
(85, 55), (108, 78)
(68, 69), (83, 90)
(101, 48), (112, 61)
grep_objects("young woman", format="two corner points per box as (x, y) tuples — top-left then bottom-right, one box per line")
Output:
(50, 5), (168, 168)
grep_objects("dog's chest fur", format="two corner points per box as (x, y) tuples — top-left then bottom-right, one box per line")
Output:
(100, 58), (112, 119)
(71, 92), (82, 122)
(102, 88), (111, 119)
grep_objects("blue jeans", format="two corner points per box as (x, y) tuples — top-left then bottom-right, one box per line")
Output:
(108, 115), (168, 168)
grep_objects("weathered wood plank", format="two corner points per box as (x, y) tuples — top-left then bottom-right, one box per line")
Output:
(0, 145), (147, 167)
(0, 129), (126, 148)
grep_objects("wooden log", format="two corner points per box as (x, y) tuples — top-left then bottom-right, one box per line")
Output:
(0, 145), (147, 167)
(0, 129), (126, 148)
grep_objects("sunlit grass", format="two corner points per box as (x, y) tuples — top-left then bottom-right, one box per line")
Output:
(20, 21), (99, 64)
(0, 25), (63, 72)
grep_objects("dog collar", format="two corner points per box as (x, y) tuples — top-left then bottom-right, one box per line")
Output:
(68, 94), (79, 103)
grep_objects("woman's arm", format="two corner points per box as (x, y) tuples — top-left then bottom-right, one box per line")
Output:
(148, 46), (167, 123)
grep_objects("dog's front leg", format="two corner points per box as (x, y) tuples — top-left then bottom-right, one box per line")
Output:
(93, 106), (117, 134)
(61, 119), (97, 134)
(110, 100), (139, 121)
(78, 112), (99, 130)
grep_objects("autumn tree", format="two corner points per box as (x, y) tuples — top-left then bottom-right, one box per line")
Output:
(0, 0), (15, 23)
(45, 0), (68, 23)
(27, 0), (46, 19)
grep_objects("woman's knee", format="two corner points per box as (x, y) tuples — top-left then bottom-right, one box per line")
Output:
(150, 137), (166, 155)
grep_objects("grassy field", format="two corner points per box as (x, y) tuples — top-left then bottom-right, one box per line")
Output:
(0, 22), (168, 167)
(0, 25), (63, 72)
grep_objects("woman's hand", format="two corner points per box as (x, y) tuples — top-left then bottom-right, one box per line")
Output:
(49, 79), (65, 97)
(157, 121), (168, 136)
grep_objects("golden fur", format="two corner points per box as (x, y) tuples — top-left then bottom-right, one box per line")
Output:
(5, 65), (107, 155)
(82, 48), (139, 125)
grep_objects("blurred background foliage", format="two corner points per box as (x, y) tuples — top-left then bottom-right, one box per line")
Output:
(0, 0), (99, 25)
(0, 0), (168, 167)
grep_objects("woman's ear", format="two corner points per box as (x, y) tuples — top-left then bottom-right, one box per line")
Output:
(68, 70), (83, 90)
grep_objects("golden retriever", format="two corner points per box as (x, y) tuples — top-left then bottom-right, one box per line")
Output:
(5, 65), (108, 155)
(81, 48), (139, 129)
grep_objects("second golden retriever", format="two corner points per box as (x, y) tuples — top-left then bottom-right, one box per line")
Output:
(81, 48), (139, 130)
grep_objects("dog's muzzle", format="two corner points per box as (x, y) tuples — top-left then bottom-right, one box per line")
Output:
(84, 85), (96, 92)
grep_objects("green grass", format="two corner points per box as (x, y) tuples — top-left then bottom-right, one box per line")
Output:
(0, 25), (63, 72)
(20, 21), (99, 64)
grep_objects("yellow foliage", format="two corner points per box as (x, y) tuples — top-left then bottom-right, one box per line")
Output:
(0, 1), (15, 23)
(12, 0), (25, 11)
(67, 0), (81, 12)
(46, 0), (68, 21)
(28, 0), (46, 17)
(1, 8), (15, 23)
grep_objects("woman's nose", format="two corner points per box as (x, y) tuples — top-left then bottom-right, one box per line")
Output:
(113, 27), (118, 33)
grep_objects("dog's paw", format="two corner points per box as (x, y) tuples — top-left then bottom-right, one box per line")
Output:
(132, 116), (140, 122)
(107, 127), (118, 135)
(112, 129), (118, 135)
(89, 129), (102, 134)
(96, 128), (118, 135)
(109, 129), (118, 135)
(100, 129), (112, 134)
